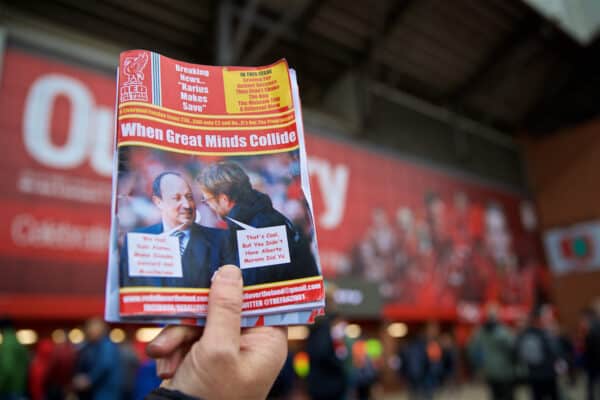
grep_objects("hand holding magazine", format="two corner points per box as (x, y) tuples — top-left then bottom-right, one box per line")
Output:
(105, 51), (324, 327)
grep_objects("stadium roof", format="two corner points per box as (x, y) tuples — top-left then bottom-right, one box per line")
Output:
(2, 0), (600, 136)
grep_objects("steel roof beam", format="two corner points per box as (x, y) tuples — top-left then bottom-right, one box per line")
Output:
(232, 0), (260, 64)
(216, 0), (234, 65)
(445, 13), (542, 103)
(231, 3), (357, 66)
(242, 0), (314, 65)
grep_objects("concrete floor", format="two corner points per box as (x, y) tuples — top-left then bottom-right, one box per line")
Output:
(380, 377), (586, 400)
(286, 375), (589, 400)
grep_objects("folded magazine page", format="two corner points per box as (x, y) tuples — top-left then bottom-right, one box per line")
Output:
(104, 50), (324, 326)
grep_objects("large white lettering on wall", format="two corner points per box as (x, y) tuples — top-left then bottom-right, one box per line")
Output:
(90, 106), (114, 176)
(308, 156), (349, 230)
(23, 74), (113, 177)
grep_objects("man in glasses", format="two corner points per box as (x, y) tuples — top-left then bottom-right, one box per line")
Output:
(196, 161), (319, 286)
(119, 171), (227, 288)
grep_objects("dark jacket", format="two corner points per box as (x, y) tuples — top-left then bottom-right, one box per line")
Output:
(585, 318), (600, 372)
(75, 336), (122, 400)
(120, 222), (227, 288)
(400, 337), (429, 386)
(225, 189), (320, 286)
(306, 316), (347, 400)
(516, 326), (558, 381)
(467, 320), (516, 382)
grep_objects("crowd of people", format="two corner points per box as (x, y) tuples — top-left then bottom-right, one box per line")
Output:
(0, 318), (159, 400)
(2, 301), (600, 400)
(396, 323), (458, 400)
(299, 299), (600, 400)
(468, 301), (600, 400)
(351, 191), (545, 310)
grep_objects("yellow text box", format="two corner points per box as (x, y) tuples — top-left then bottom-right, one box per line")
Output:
(223, 61), (293, 114)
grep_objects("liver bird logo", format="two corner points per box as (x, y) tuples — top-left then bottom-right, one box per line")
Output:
(123, 52), (149, 84)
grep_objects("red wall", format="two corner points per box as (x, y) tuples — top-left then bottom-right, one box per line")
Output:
(523, 119), (600, 332)
(0, 42), (543, 321)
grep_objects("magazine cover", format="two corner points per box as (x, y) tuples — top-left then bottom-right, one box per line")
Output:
(105, 50), (324, 325)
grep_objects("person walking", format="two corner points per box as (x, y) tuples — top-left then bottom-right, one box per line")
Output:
(0, 319), (29, 400)
(72, 318), (122, 400)
(516, 308), (560, 400)
(468, 305), (516, 400)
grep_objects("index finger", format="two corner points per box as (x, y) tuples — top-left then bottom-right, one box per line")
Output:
(146, 325), (201, 358)
(201, 265), (243, 352)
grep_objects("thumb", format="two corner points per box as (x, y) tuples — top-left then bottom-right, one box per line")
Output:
(201, 265), (243, 351)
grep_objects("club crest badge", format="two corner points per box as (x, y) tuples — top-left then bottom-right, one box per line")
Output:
(120, 52), (149, 102)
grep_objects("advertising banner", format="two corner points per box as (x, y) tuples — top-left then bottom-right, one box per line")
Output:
(306, 136), (544, 321)
(0, 45), (114, 316)
(544, 220), (600, 275)
(0, 41), (544, 321)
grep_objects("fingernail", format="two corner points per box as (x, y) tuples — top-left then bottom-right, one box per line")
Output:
(216, 265), (241, 282)
(156, 359), (169, 378)
(211, 270), (219, 282)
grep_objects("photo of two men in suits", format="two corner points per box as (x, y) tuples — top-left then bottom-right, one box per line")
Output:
(119, 161), (320, 289)
(119, 171), (230, 289)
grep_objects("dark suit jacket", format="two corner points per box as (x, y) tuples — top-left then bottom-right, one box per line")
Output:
(225, 189), (320, 286)
(119, 222), (227, 288)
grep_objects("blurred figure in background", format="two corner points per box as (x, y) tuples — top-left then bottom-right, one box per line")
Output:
(0, 319), (28, 400)
(544, 316), (577, 395)
(424, 322), (446, 394)
(515, 306), (559, 400)
(585, 299), (600, 400)
(353, 341), (379, 400)
(306, 285), (349, 400)
(72, 318), (122, 400)
(468, 305), (515, 400)
(399, 331), (428, 399)
(399, 323), (443, 400)
(119, 338), (140, 400)
(439, 332), (459, 396)
(267, 353), (295, 400)
(46, 329), (77, 400)
(424, 192), (451, 261)
(28, 339), (54, 400)
(133, 359), (161, 400)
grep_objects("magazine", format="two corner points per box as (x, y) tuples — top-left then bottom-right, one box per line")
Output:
(104, 50), (324, 326)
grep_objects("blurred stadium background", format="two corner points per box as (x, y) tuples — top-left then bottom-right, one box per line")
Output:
(1, 0), (600, 398)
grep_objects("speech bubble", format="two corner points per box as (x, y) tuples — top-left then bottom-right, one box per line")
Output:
(229, 218), (290, 269)
(127, 232), (182, 277)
